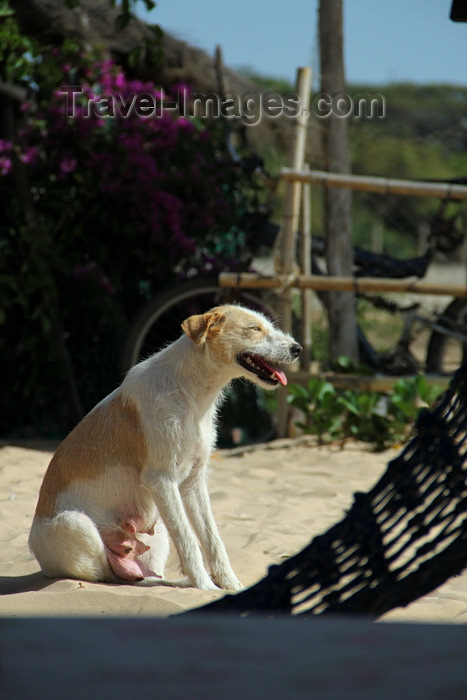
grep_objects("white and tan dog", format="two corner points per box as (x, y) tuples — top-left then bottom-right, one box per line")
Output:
(29, 304), (302, 590)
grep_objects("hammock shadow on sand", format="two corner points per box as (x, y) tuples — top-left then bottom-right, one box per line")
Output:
(190, 361), (467, 619)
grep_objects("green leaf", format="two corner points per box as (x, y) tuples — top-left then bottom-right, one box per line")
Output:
(0, 3), (14, 17)
(317, 381), (335, 402)
(287, 384), (309, 400)
(338, 395), (361, 416)
(115, 12), (131, 31)
(128, 45), (143, 67)
(148, 24), (163, 40)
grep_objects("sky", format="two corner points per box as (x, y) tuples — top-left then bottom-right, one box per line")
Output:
(137, 0), (467, 87)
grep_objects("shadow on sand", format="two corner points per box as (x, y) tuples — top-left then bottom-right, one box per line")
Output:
(0, 572), (54, 595)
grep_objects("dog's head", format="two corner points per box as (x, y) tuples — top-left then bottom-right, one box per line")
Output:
(181, 305), (302, 389)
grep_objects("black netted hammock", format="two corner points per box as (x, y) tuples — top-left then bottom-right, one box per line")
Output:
(190, 360), (467, 619)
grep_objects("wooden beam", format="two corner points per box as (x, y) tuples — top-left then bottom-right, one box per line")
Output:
(219, 272), (467, 297)
(281, 169), (467, 200)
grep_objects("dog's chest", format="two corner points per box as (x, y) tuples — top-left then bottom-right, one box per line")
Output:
(187, 406), (219, 470)
(143, 405), (217, 483)
(178, 415), (215, 475)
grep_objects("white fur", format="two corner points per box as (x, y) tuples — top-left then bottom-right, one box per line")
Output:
(29, 305), (301, 590)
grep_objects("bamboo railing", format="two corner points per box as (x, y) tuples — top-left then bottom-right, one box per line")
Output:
(281, 169), (467, 201)
(219, 272), (467, 298)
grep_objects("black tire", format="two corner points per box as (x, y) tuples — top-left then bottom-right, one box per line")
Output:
(120, 277), (276, 373)
(426, 298), (467, 374)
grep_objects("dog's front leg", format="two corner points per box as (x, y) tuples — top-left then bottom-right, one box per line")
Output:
(148, 474), (218, 590)
(180, 467), (243, 591)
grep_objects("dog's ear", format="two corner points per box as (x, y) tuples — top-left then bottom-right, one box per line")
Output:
(182, 310), (226, 345)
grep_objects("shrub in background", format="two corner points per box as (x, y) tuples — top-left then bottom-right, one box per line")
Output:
(0, 38), (250, 435)
(288, 372), (443, 451)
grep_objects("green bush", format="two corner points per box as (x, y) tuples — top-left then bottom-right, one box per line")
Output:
(288, 372), (443, 451)
(0, 9), (253, 435)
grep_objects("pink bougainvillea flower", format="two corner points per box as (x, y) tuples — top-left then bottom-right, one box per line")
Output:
(0, 156), (12, 175)
(20, 146), (39, 165)
(59, 157), (77, 174)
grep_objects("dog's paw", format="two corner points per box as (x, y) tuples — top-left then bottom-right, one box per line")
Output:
(225, 579), (244, 591)
(141, 574), (219, 590)
(196, 577), (220, 591)
(135, 576), (191, 588)
(213, 575), (243, 591)
(178, 573), (219, 590)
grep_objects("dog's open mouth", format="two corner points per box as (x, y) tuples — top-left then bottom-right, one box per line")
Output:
(237, 352), (288, 386)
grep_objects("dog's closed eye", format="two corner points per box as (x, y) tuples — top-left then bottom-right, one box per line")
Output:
(248, 325), (262, 332)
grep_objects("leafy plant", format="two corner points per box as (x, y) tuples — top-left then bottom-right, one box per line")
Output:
(288, 373), (444, 450)
(288, 379), (343, 444)
(387, 376), (443, 437)
(336, 390), (394, 450)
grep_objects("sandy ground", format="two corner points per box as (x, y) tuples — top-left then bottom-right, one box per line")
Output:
(1, 437), (467, 623)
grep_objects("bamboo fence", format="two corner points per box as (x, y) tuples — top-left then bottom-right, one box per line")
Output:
(219, 272), (467, 298)
(281, 169), (467, 201)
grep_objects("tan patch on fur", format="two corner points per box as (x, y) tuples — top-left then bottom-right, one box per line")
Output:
(183, 305), (270, 363)
(209, 342), (230, 362)
(182, 309), (226, 345)
(34, 394), (147, 519)
(209, 306), (267, 363)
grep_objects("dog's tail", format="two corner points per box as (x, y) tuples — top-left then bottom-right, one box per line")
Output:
(29, 511), (111, 582)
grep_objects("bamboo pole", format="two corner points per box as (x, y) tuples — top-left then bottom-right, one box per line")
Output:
(299, 164), (312, 370)
(277, 67), (311, 330)
(281, 169), (467, 200)
(276, 67), (311, 438)
(219, 272), (467, 297)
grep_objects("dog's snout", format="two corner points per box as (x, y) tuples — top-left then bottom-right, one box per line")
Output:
(291, 343), (302, 358)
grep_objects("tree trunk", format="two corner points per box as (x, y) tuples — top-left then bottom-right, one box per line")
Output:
(319, 0), (358, 363)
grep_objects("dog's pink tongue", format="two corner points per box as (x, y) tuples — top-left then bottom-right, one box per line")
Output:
(260, 358), (288, 386)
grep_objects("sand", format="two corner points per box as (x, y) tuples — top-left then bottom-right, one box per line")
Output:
(1, 438), (467, 622)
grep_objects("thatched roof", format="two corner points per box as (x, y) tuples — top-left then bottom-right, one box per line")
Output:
(12, 0), (321, 163)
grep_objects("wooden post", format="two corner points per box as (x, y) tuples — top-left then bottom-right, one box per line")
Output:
(371, 222), (383, 254)
(300, 164), (313, 370)
(277, 67), (311, 437)
(277, 67), (311, 331)
(319, 0), (358, 364)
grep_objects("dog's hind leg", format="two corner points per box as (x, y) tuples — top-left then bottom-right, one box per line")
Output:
(29, 511), (112, 582)
(138, 519), (170, 578)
